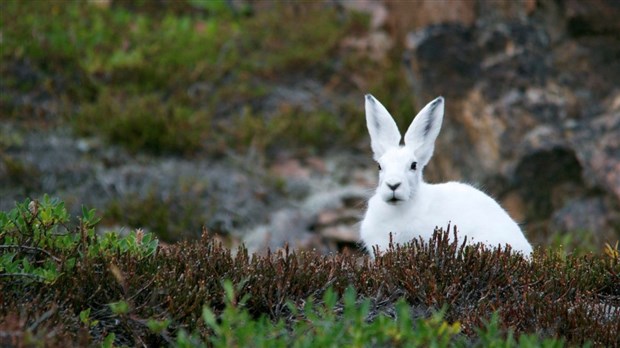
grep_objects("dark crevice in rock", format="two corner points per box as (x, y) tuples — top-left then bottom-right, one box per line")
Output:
(514, 147), (583, 221)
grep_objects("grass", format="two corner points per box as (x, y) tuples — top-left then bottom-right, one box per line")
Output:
(1, 197), (618, 346)
(2, 1), (406, 156)
(75, 90), (210, 155)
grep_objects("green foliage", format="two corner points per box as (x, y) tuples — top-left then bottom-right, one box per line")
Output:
(109, 300), (130, 315)
(75, 90), (211, 155)
(229, 107), (348, 154)
(0, 251), (59, 283)
(101, 333), (116, 348)
(229, 9), (345, 77)
(474, 313), (565, 348)
(80, 308), (100, 328)
(146, 318), (171, 335)
(2, 1), (410, 156)
(284, 288), (462, 347)
(176, 282), (563, 348)
(93, 229), (158, 258)
(0, 196), (159, 285)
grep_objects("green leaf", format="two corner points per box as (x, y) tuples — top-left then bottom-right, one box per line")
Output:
(109, 300), (129, 315)
(202, 307), (221, 335)
(101, 332), (115, 348)
(222, 279), (235, 304)
(147, 318), (171, 334)
(79, 308), (91, 324)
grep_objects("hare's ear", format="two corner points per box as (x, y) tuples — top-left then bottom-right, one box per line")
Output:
(404, 97), (444, 166)
(365, 94), (401, 160)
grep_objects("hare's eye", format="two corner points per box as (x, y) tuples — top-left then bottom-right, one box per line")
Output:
(410, 162), (417, 170)
(377, 163), (382, 171)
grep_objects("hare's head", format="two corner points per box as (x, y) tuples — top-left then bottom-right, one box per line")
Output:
(365, 94), (444, 205)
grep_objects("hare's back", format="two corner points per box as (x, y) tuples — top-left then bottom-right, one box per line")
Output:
(427, 182), (530, 251)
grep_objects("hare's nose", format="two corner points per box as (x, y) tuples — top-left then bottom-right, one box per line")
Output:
(387, 182), (401, 191)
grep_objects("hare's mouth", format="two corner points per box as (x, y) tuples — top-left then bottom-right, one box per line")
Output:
(387, 197), (402, 205)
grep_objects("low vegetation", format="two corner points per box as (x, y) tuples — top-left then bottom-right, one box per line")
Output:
(1, 1), (412, 157)
(1, 197), (618, 346)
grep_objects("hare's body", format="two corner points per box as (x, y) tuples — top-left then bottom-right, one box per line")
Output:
(361, 181), (533, 254)
(360, 94), (532, 256)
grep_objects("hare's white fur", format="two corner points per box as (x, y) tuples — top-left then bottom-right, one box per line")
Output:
(360, 94), (532, 256)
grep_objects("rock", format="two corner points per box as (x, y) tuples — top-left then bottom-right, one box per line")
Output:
(0, 127), (289, 242)
(500, 191), (526, 223)
(316, 210), (340, 226)
(321, 225), (359, 243)
(316, 208), (361, 245)
(564, 0), (620, 37)
(339, 1), (394, 62)
(571, 95), (620, 202)
(340, 31), (394, 62)
(405, 24), (481, 100)
(386, 0), (476, 36)
(243, 208), (315, 253)
(551, 197), (620, 243)
(386, 0), (540, 42)
(270, 158), (311, 180)
(340, 0), (389, 30)
(242, 185), (367, 255)
(403, 1), (620, 239)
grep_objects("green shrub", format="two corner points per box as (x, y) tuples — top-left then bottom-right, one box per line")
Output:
(228, 107), (347, 154)
(75, 90), (210, 155)
(0, 195), (159, 285)
(176, 281), (567, 348)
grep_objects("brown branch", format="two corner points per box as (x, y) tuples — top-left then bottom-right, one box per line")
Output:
(28, 306), (57, 331)
(0, 273), (46, 281)
(0, 245), (61, 263)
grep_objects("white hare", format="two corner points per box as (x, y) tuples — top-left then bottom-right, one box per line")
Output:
(360, 94), (533, 256)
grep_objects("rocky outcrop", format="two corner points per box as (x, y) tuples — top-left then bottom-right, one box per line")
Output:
(242, 155), (372, 254)
(402, 0), (620, 242)
(0, 126), (289, 242)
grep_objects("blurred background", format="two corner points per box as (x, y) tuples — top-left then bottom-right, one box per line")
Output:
(1, 0), (618, 255)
